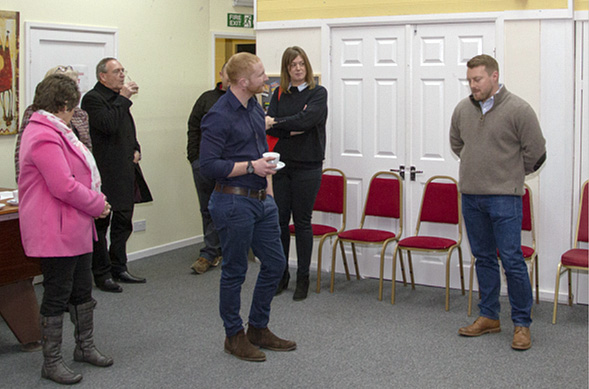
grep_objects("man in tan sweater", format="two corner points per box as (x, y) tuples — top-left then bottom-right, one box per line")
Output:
(450, 54), (546, 351)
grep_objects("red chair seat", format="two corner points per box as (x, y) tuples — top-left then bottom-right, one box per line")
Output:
(338, 228), (396, 242)
(561, 248), (589, 268)
(398, 236), (456, 250)
(289, 224), (338, 236)
(495, 245), (535, 259)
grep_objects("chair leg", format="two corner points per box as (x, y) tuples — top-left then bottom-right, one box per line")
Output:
(468, 255), (476, 317)
(378, 246), (386, 301)
(316, 235), (328, 294)
(458, 247), (465, 295)
(351, 243), (361, 280)
(407, 252), (415, 289)
(535, 255), (540, 304)
(398, 250), (407, 286)
(552, 263), (563, 324)
(330, 238), (339, 293)
(341, 241), (351, 280)
(445, 251), (452, 311)
(566, 269), (573, 307)
(391, 247), (399, 305)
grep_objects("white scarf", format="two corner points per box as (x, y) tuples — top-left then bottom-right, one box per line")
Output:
(38, 110), (101, 193)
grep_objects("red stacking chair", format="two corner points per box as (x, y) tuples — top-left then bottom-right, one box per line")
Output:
(289, 168), (347, 293)
(552, 180), (588, 324)
(330, 171), (403, 300)
(468, 184), (539, 316)
(391, 176), (464, 311)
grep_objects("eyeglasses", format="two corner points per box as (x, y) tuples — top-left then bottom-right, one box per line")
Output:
(111, 68), (128, 76)
(55, 65), (74, 73)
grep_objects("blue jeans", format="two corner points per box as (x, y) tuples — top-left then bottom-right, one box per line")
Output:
(273, 166), (322, 279)
(462, 194), (532, 327)
(209, 191), (286, 337)
(191, 159), (221, 261)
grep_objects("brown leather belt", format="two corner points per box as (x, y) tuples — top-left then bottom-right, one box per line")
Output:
(214, 183), (267, 201)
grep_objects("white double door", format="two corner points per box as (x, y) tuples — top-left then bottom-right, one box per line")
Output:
(330, 22), (495, 288)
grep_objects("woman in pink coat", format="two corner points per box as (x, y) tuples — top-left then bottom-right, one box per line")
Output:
(18, 74), (113, 385)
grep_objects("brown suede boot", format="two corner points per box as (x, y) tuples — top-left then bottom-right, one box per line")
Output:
(512, 326), (531, 350)
(458, 316), (501, 337)
(224, 330), (266, 362)
(246, 326), (296, 351)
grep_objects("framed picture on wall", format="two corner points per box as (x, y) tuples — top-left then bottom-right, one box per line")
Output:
(259, 74), (321, 112)
(0, 10), (19, 135)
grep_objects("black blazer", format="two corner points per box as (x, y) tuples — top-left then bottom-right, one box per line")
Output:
(82, 82), (150, 209)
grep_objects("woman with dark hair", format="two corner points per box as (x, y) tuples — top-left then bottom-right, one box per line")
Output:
(18, 74), (113, 385)
(266, 46), (328, 301)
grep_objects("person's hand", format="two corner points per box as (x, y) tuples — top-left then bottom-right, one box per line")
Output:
(120, 81), (139, 99)
(265, 116), (276, 130)
(133, 150), (141, 164)
(98, 201), (111, 219)
(252, 156), (278, 177)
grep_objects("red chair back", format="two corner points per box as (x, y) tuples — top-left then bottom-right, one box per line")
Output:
(365, 176), (401, 219)
(577, 181), (589, 244)
(420, 181), (459, 224)
(314, 173), (345, 214)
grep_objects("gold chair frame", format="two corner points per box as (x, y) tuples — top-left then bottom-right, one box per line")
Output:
(391, 175), (464, 311)
(552, 180), (589, 324)
(330, 171), (404, 300)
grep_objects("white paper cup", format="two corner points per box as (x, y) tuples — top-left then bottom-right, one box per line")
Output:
(12, 189), (18, 202)
(263, 152), (280, 165)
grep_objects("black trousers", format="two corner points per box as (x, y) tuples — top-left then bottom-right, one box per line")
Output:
(92, 208), (134, 284)
(273, 166), (322, 279)
(40, 253), (93, 317)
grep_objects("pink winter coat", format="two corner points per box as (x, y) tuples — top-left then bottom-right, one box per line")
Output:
(18, 112), (106, 258)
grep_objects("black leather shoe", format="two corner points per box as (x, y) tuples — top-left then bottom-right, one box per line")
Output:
(96, 278), (123, 293)
(114, 271), (146, 284)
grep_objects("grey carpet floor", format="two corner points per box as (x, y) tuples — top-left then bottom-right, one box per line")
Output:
(0, 244), (587, 388)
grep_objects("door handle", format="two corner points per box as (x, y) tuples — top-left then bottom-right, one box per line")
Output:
(390, 165), (405, 180)
(410, 166), (423, 181)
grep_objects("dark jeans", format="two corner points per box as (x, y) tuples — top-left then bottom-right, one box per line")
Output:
(40, 253), (93, 317)
(462, 194), (532, 327)
(273, 166), (322, 279)
(209, 191), (286, 337)
(92, 209), (133, 283)
(191, 159), (221, 261)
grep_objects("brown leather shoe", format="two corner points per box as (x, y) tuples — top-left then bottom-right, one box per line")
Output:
(458, 316), (501, 337)
(191, 257), (211, 274)
(512, 326), (531, 350)
(224, 330), (266, 362)
(246, 326), (296, 351)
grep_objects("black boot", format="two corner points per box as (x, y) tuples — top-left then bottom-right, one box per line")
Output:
(293, 277), (310, 301)
(41, 315), (83, 385)
(275, 270), (290, 296)
(70, 300), (113, 367)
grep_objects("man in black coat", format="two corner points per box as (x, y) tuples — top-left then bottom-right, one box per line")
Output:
(82, 57), (148, 292)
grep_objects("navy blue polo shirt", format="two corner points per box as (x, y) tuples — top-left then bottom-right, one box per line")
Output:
(199, 87), (268, 190)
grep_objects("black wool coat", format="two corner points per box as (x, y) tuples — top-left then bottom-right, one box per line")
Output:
(82, 82), (151, 210)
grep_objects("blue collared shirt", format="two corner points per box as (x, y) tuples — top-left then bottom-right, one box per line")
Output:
(199, 87), (268, 190)
(479, 84), (504, 115)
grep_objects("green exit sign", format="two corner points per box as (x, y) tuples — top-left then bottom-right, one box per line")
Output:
(228, 13), (254, 28)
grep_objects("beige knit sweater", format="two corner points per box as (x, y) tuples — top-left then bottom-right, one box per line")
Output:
(449, 87), (546, 196)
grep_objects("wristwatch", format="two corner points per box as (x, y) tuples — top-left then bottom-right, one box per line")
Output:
(247, 160), (255, 174)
